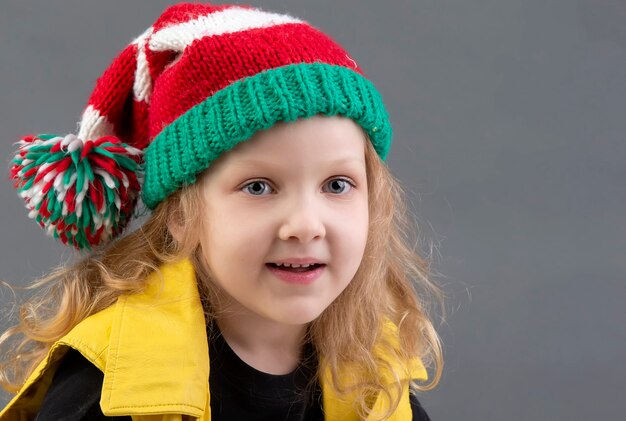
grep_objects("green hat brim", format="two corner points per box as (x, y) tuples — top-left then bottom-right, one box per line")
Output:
(141, 62), (392, 210)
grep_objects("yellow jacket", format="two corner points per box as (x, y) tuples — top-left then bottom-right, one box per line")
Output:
(0, 258), (427, 420)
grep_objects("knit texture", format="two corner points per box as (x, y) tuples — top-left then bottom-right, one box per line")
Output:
(142, 62), (390, 209)
(9, 2), (393, 250)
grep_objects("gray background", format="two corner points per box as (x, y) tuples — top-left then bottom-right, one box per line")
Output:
(1, 0), (624, 419)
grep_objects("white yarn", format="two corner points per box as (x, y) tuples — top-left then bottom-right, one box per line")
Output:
(149, 7), (303, 52)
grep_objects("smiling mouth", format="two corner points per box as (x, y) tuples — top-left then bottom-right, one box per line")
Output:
(266, 263), (325, 273)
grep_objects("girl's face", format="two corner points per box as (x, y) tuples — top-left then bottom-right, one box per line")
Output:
(198, 115), (369, 326)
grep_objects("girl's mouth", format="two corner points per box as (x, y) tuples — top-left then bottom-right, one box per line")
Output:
(266, 263), (326, 284)
(266, 262), (324, 272)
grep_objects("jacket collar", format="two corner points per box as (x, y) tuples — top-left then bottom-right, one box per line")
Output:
(75, 256), (428, 418)
(97, 257), (209, 417)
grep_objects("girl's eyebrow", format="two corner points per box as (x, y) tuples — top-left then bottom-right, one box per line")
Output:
(233, 157), (365, 168)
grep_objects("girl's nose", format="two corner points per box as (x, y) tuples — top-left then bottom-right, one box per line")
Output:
(277, 198), (326, 243)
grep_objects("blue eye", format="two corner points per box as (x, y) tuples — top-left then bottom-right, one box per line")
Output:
(242, 180), (273, 195)
(242, 179), (354, 195)
(323, 178), (354, 194)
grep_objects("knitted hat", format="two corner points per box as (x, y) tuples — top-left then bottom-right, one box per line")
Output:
(9, 2), (393, 251)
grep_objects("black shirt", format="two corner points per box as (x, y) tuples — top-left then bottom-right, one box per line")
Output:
(208, 331), (323, 420)
(35, 340), (431, 420)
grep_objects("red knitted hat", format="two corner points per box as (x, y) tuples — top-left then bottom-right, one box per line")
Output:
(10, 2), (393, 251)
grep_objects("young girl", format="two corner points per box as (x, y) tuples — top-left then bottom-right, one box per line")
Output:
(0, 2), (443, 420)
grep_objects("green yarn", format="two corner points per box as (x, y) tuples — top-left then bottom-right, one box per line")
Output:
(142, 62), (392, 210)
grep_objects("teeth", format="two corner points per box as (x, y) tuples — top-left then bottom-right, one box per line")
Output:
(275, 263), (313, 268)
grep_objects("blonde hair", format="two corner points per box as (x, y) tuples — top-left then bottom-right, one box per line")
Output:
(0, 133), (444, 419)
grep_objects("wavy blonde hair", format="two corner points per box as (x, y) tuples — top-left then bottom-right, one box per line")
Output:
(0, 133), (444, 419)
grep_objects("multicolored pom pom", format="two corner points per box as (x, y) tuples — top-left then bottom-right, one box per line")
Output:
(10, 133), (143, 251)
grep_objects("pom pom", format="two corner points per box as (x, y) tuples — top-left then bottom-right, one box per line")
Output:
(10, 133), (143, 251)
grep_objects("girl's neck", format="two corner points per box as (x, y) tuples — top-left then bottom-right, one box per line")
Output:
(214, 309), (308, 375)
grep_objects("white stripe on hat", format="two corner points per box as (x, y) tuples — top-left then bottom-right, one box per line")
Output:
(148, 7), (304, 52)
(77, 105), (115, 141)
(132, 27), (154, 103)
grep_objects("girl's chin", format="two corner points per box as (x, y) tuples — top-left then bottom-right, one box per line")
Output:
(263, 306), (326, 326)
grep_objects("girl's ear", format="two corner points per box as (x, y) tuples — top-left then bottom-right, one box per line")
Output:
(167, 217), (185, 244)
